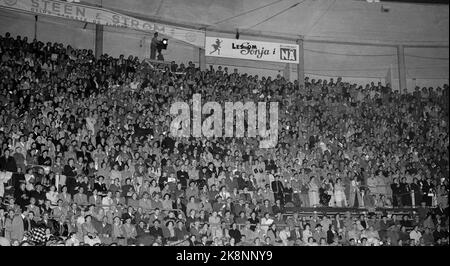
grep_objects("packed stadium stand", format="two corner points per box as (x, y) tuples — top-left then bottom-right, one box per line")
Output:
(0, 0), (449, 247)
(0, 32), (448, 246)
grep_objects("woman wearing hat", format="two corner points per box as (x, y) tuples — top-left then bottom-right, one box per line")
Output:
(174, 220), (188, 241)
(82, 215), (101, 246)
(163, 220), (177, 243)
(123, 216), (137, 245)
(111, 216), (126, 246)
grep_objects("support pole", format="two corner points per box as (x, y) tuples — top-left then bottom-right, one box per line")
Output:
(34, 15), (38, 40)
(397, 45), (407, 93)
(95, 24), (104, 59)
(297, 38), (305, 89)
(284, 63), (291, 82)
(199, 47), (206, 71)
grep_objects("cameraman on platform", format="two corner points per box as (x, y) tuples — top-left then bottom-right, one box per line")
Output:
(150, 32), (164, 61)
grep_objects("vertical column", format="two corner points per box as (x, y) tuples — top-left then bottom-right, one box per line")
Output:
(34, 16), (38, 40)
(385, 64), (393, 89)
(297, 38), (305, 89)
(397, 45), (407, 92)
(199, 48), (206, 71)
(284, 63), (295, 82)
(95, 24), (104, 59)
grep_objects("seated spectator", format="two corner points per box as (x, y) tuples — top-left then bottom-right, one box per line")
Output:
(89, 189), (102, 206)
(73, 187), (88, 207)
(111, 216), (126, 246)
(148, 219), (164, 240)
(433, 224), (449, 245)
(347, 223), (361, 241)
(123, 217), (138, 245)
(409, 225), (422, 245)
(174, 220), (188, 241)
(228, 223), (242, 244)
(422, 227), (435, 246)
(96, 216), (112, 244)
(302, 223), (313, 244)
(313, 224), (327, 243)
(65, 232), (80, 246)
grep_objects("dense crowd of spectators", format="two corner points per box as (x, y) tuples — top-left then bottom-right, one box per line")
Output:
(0, 32), (448, 246)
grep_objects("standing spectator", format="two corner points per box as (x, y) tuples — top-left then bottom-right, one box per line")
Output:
(271, 175), (285, 205)
(334, 178), (347, 207)
(308, 176), (320, 207)
(150, 32), (159, 60)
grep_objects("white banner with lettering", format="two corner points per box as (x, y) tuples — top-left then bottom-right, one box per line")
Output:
(0, 0), (205, 48)
(205, 37), (299, 64)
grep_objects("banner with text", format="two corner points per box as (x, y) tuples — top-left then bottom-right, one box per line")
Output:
(205, 37), (299, 64)
(0, 0), (205, 48)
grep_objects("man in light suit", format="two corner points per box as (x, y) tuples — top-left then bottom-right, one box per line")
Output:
(89, 189), (103, 206)
(11, 209), (26, 242)
(52, 199), (68, 219)
(26, 197), (41, 220)
(74, 187), (88, 207)
(112, 191), (126, 206)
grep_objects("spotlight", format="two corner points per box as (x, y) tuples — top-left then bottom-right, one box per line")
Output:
(159, 38), (168, 50)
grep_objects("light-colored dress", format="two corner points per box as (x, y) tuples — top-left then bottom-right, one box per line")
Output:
(376, 175), (388, 196)
(308, 182), (320, 206)
(367, 177), (378, 194)
(334, 183), (347, 207)
(46, 191), (59, 206)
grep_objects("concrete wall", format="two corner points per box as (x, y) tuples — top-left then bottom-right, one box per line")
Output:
(0, 9), (95, 50)
(404, 47), (449, 89)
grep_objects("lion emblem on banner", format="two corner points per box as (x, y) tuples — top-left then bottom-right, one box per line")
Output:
(3, 0), (18, 6)
(185, 32), (197, 43)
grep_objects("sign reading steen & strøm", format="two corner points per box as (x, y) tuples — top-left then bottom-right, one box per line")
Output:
(0, 0), (205, 48)
(205, 36), (299, 64)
